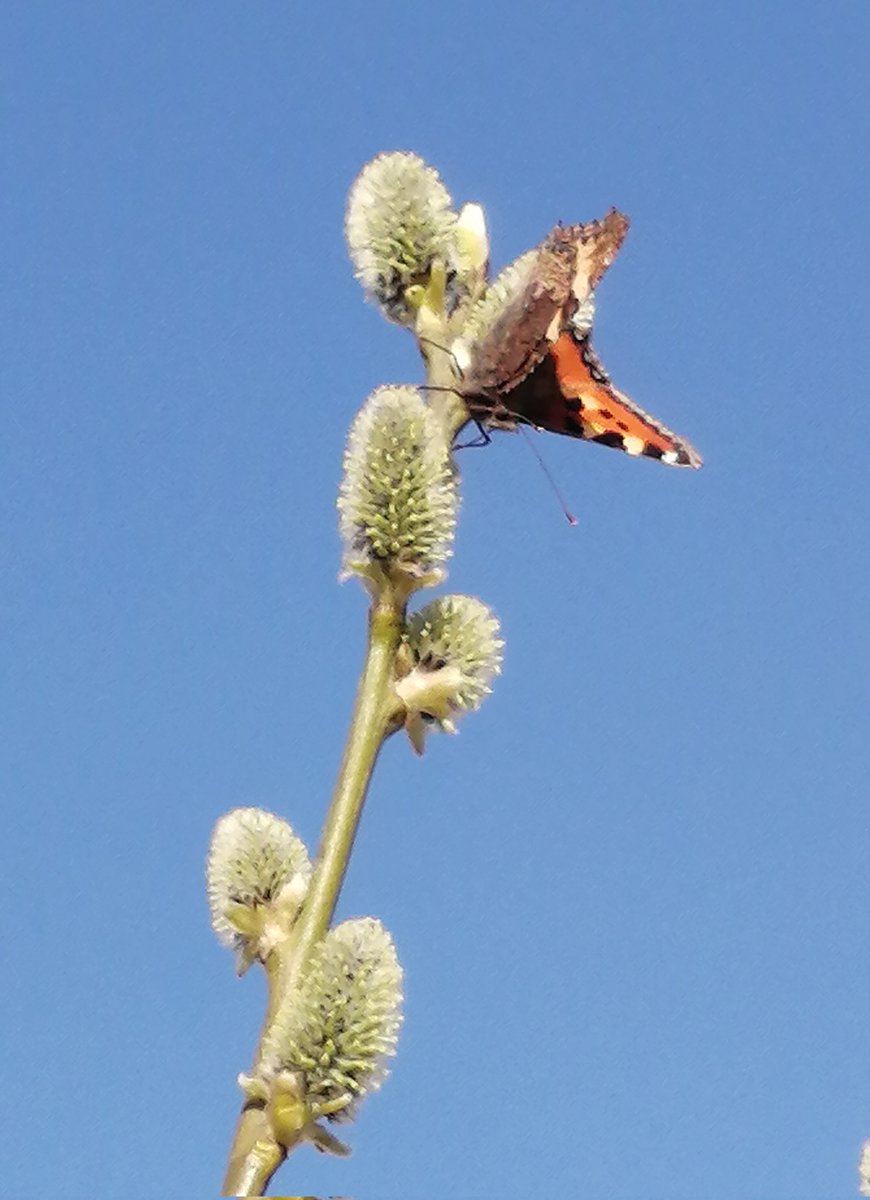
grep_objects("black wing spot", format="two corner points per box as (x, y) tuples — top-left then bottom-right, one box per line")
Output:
(591, 431), (625, 450)
(643, 443), (665, 460)
(600, 407), (613, 419)
(564, 397), (582, 414)
(616, 420), (629, 432)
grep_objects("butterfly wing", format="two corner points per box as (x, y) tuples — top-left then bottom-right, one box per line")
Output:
(458, 209), (630, 395)
(484, 329), (702, 468)
(558, 209), (630, 308)
(457, 207), (702, 468)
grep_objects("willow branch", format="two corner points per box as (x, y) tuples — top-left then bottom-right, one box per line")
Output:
(221, 589), (404, 1196)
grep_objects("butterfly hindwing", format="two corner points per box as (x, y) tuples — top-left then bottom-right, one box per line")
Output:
(481, 330), (702, 468)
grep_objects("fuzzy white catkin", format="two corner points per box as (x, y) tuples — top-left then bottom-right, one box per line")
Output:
(345, 152), (457, 325)
(395, 595), (503, 753)
(859, 1140), (870, 1195)
(207, 807), (311, 954)
(404, 595), (503, 711)
(261, 918), (403, 1119)
(338, 386), (458, 594)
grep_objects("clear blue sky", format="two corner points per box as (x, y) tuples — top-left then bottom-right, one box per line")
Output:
(3, 2), (869, 1197)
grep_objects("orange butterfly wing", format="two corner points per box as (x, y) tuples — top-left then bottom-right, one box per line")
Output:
(487, 330), (702, 468)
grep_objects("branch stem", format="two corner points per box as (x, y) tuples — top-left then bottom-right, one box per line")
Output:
(282, 590), (405, 980)
(221, 589), (404, 1196)
(221, 294), (460, 1196)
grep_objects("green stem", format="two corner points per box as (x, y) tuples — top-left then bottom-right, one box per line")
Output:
(221, 590), (404, 1196)
(282, 590), (404, 971)
(222, 297), (459, 1196)
(225, 1134), (285, 1197)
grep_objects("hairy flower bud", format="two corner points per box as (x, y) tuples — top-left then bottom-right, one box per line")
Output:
(860, 1140), (870, 1195)
(396, 595), (504, 752)
(442, 201), (490, 317)
(242, 918), (403, 1151)
(207, 808), (311, 974)
(345, 152), (458, 326)
(338, 386), (458, 598)
(453, 202), (489, 278)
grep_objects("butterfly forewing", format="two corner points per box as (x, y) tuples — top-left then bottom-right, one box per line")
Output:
(459, 206), (702, 469)
(541, 332), (702, 467)
(458, 209), (630, 396)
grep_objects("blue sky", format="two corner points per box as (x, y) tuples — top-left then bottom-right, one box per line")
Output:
(3, 2), (869, 1196)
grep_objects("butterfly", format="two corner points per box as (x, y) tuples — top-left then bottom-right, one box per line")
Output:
(452, 210), (702, 468)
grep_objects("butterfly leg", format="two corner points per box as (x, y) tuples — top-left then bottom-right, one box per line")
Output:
(453, 420), (492, 451)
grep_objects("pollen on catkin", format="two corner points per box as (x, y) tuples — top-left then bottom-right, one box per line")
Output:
(395, 595), (504, 752)
(345, 152), (458, 326)
(338, 385), (458, 597)
(258, 918), (403, 1125)
(207, 807), (312, 974)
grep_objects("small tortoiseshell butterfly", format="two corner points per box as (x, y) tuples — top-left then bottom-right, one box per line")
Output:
(454, 210), (702, 469)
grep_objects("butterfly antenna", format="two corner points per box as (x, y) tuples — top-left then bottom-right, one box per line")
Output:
(517, 425), (578, 526)
(416, 334), (464, 377)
